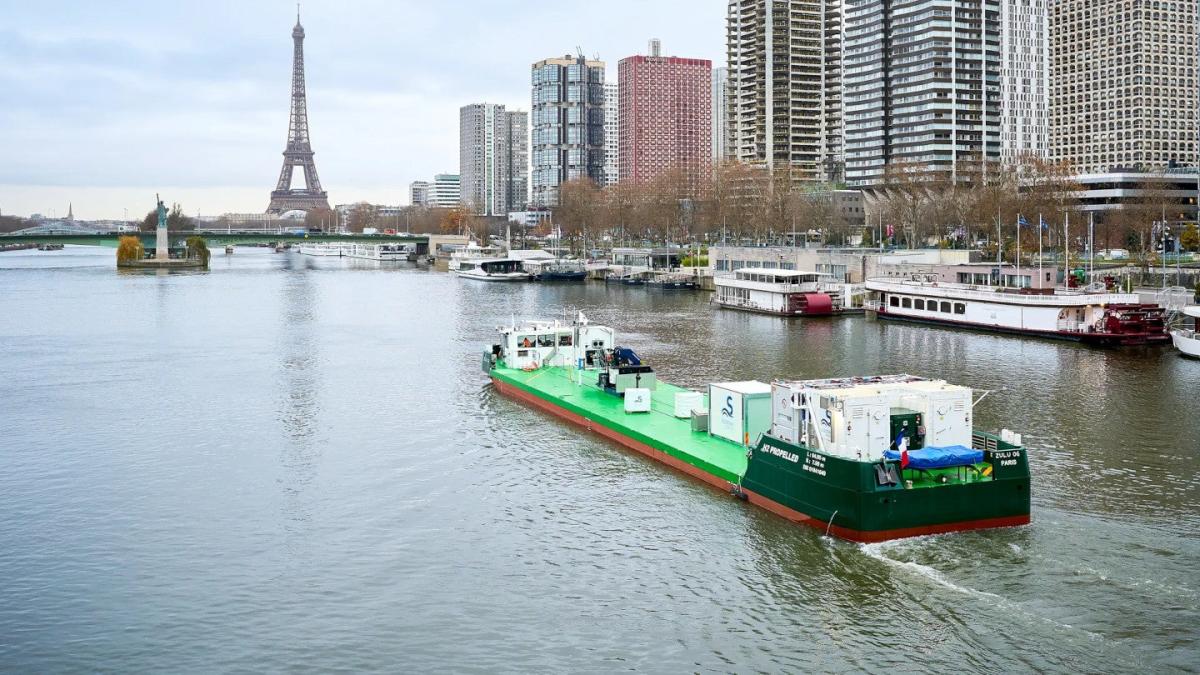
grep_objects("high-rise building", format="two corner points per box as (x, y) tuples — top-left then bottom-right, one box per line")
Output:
(432, 174), (461, 208)
(409, 180), (432, 207)
(1000, 0), (1048, 162)
(1050, 0), (1199, 173)
(711, 67), (728, 162)
(459, 103), (529, 216)
(618, 39), (712, 190)
(530, 53), (607, 207)
(842, 0), (1001, 187)
(726, 0), (842, 181)
(603, 83), (619, 186)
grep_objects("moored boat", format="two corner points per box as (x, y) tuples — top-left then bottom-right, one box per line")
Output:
(525, 258), (587, 281)
(714, 268), (865, 316)
(344, 243), (412, 261)
(1171, 306), (1200, 358)
(484, 315), (1031, 543)
(865, 277), (1169, 346)
(455, 258), (532, 281)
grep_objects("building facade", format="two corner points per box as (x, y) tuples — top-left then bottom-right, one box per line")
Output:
(618, 40), (712, 190)
(1049, 0), (1199, 174)
(531, 54), (607, 207)
(726, 0), (843, 181)
(1000, 0), (1048, 162)
(431, 174), (461, 208)
(843, 0), (1002, 187)
(409, 181), (432, 207)
(603, 83), (619, 186)
(459, 103), (528, 216)
(711, 66), (728, 162)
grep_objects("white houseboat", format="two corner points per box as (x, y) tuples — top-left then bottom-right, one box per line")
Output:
(1171, 306), (1200, 357)
(344, 243), (412, 261)
(864, 277), (1169, 346)
(454, 258), (533, 282)
(297, 243), (344, 256)
(447, 243), (502, 271)
(714, 268), (865, 316)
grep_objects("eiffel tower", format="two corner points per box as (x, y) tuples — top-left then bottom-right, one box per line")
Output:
(267, 8), (331, 214)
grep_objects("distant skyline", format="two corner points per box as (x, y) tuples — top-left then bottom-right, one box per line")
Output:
(0, 0), (725, 220)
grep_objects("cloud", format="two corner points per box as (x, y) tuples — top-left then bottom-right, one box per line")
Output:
(0, 0), (725, 219)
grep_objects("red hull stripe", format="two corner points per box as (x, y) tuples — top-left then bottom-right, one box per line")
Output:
(492, 377), (1030, 542)
(492, 378), (733, 493)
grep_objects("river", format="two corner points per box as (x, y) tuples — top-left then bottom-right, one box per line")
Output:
(1, 246), (1197, 672)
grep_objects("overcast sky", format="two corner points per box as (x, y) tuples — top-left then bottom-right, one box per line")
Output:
(0, 0), (726, 220)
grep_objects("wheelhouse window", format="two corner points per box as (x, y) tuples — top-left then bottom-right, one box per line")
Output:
(558, 334), (573, 346)
(537, 334), (554, 347)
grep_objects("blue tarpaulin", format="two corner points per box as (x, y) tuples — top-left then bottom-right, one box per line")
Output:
(884, 445), (984, 469)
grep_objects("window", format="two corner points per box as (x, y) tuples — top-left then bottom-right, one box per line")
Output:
(558, 334), (573, 347)
(538, 334), (554, 348)
(889, 296), (899, 307)
(954, 303), (966, 315)
(914, 299), (926, 310)
(518, 335), (535, 348)
(902, 298), (912, 309)
(940, 301), (951, 313)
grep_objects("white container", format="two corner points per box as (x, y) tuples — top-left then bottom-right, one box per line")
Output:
(624, 388), (652, 413)
(708, 381), (773, 446)
(674, 391), (705, 418)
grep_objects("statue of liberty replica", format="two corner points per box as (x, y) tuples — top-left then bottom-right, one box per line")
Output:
(154, 194), (169, 260)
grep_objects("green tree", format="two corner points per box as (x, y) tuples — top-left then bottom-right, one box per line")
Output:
(185, 236), (210, 267)
(116, 235), (144, 263)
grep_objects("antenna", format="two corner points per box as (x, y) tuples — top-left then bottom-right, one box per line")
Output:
(576, 45), (584, 60)
(296, 2), (300, 23)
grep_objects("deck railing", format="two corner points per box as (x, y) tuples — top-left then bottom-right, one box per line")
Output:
(866, 279), (1138, 306)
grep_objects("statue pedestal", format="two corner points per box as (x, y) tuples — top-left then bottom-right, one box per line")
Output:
(155, 226), (168, 260)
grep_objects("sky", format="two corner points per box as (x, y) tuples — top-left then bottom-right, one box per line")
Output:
(0, 0), (727, 220)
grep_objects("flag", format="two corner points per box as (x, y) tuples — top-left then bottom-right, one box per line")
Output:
(1018, 214), (1029, 228)
(901, 449), (909, 469)
(886, 224), (894, 238)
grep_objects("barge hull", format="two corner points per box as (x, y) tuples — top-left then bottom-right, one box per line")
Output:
(490, 367), (1030, 542)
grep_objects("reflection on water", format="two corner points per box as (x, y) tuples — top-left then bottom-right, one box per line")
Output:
(277, 268), (321, 537)
(0, 246), (1196, 672)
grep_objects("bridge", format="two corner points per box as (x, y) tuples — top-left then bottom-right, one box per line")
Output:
(0, 231), (441, 252)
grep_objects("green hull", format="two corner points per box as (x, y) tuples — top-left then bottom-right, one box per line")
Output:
(489, 363), (1030, 542)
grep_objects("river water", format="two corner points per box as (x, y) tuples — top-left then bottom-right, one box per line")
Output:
(1, 246), (1197, 673)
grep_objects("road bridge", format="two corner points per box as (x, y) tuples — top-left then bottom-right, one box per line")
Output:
(0, 232), (444, 252)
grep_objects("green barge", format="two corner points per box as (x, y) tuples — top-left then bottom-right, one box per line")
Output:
(484, 316), (1030, 543)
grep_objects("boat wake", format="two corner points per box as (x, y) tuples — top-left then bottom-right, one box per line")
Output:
(859, 540), (1105, 642)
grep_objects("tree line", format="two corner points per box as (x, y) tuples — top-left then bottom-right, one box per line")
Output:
(540, 157), (1200, 259)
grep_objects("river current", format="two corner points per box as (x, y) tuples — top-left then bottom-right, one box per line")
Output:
(1, 247), (1197, 672)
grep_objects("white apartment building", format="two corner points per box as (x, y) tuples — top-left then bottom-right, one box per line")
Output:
(1049, 0), (1199, 173)
(460, 103), (528, 216)
(843, 0), (1002, 187)
(1000, 0), (1048, 162)
(603, 82), (619, 186)
(409, 180), (432, 207)
(726, 0), (843, 181)
(711, 66), (728, 162)
(431, 174), (461, 208)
